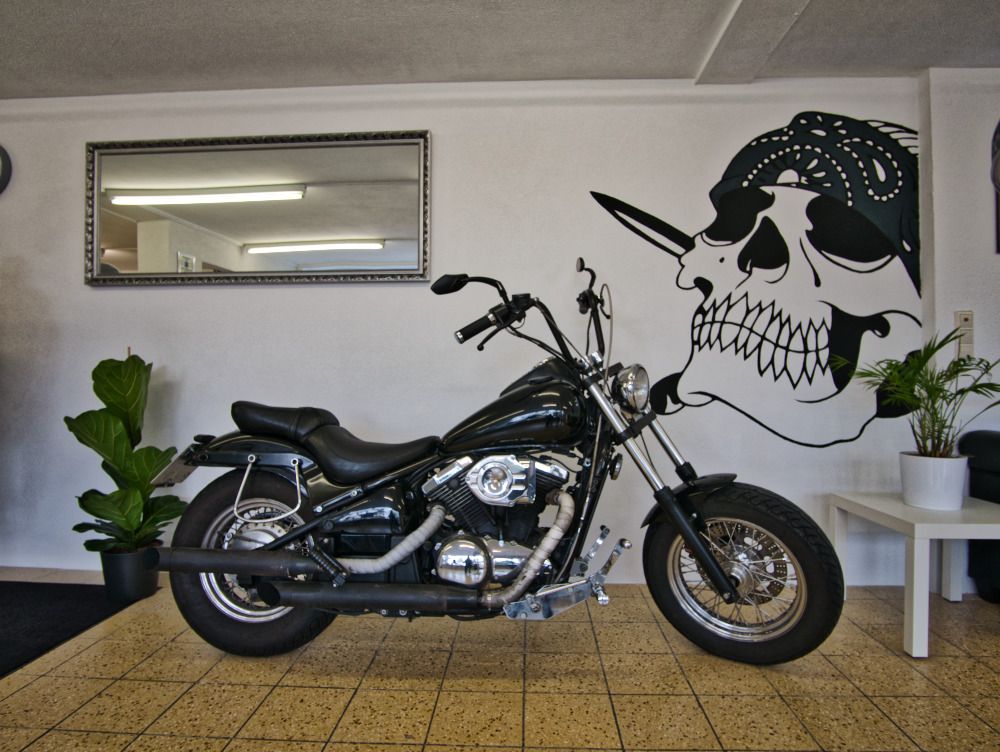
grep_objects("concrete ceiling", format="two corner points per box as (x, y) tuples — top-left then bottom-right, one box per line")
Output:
(2, 0), (1000, 99)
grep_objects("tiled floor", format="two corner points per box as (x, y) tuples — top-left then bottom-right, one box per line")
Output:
(1, 570), (999, 751)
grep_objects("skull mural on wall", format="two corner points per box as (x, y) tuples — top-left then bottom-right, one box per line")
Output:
(593, 112), (921, 446)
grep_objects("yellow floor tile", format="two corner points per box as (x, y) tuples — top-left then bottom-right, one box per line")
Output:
(425, 690), (522, 747)
(279, 645), (376, 688)
(452, 617), (525, 651)
(0, 676), (111, 728)
(225, 741), (324, 752)
(441, 650), (523, 692)
(323, 744), (421, 752)
(612, 693), (720, 750)
(381, 618), (457, 650)
(237, 686), (353, 742)
(124, 642), (224, 683)
(784, 696), (917, 751)
(0, 727), (46, 752)
(700, 694), (817, 750)
(330, 689), (436, 744)
(359, 647), (449, 690)
(911, 656), (1000, 696)
(325, 745), (421, 752)
(525, 621), (597, 653)
(58, 679), (190, 734)
(761, 653), (861, 697)
(818, 619), (894, 656)
(601, 651), (692, 694)
(827, 654), (946, 696)
(20, 729), (134, 751)
(586, 596), (656, 622)
(677, 654), (776, 695)
(523, 692), (619, 748)
(525, 651), (606, 693)
(123, 736), (227, 751)
(593, 621), (671, 653)
(874, 696), (999, 752)
(199, 653), (298, 686)
(144, 683), (270, 737)
(47, 640), (159, 680)
(311, 616), (392, 647)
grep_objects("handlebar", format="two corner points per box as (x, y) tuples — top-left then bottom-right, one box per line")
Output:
(454, 299), (528, 344)
(433, 263), (597, 367)
(455, 312), (495, 343)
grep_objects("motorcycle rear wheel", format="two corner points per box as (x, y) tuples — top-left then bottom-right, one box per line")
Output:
(643, 483), (843, 664)
(170, 470), (335, 656)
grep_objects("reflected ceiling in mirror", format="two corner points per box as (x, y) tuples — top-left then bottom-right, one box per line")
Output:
(85, 131), (429, 285)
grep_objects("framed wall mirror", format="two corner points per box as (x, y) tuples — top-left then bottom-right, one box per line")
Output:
(85, 131), (429, 285)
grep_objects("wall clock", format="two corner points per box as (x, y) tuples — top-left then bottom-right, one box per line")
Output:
(0, 145), (11, 195)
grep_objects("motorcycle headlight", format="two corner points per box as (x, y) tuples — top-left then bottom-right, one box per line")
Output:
(614, 364), (650, 412)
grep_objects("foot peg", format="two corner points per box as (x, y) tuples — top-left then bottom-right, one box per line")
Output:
(504, 528), (631, 620)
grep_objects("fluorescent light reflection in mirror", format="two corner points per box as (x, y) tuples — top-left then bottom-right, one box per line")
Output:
(107, 185), (305, 205)
(245, 240), (384, 254)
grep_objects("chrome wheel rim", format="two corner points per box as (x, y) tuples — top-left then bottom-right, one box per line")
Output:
(198, 497), (304, 623)
(667, 516), (807, 642)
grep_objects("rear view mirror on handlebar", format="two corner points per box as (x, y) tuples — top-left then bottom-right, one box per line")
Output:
(431, 274), (469, 295)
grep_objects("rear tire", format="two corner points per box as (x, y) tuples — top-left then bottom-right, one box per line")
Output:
(169, 470), (335, 655)
(643, 483), (843, 664)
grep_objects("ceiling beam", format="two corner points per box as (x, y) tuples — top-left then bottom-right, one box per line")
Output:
(696, 0), (812, 84)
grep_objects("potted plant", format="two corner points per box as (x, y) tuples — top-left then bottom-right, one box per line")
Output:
(852, 329), (1000, 509)
(65, 353), (186, 601)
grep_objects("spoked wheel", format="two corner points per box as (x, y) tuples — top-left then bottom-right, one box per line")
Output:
(644, 483), (843, 664)
(170, 471), (334, 655)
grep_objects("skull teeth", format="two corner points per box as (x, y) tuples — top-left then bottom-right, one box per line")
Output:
(690, 294), (831, 389)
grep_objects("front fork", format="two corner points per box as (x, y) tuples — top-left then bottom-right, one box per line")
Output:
(585, 375), (741, 604)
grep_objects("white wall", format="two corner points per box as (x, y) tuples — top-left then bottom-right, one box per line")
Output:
(2, 76), (985, 586)
(923, 69), (1000, 415)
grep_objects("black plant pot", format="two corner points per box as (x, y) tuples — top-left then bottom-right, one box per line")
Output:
(100, 548), (159, 604)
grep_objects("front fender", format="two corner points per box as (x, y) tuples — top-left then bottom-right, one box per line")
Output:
(640, 473), (737, 527)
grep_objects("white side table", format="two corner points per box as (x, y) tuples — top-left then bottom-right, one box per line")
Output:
(828, 492), (1000, 658)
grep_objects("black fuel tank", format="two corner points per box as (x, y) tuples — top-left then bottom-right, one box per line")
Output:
(442, 373), (586, 453)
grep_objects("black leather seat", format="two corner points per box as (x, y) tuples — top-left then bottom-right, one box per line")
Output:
(232, 401), (339, 441)
(231, 401), (439, 485)
(303, 426), (440, 485)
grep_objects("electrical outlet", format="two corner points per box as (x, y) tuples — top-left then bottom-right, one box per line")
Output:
(955, 310), (974, 358)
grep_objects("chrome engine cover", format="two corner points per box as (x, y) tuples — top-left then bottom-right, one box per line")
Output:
(435, 535), (536, 588)
(435, 535), (491, 587)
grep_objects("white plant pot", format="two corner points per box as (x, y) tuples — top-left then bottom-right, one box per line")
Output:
(899, 452), (968, 510)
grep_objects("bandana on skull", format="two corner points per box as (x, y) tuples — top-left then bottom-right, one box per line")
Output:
(709, 111), (920, 291)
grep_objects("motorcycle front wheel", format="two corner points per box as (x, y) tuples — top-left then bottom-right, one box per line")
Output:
(643, 483), (843, 665)
(170, 470), (335, 656)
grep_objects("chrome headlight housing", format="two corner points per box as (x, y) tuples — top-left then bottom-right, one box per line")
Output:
(613, 364), (650, 412)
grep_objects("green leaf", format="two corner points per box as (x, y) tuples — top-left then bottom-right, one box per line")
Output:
(65, 410), (132, 475)
(145, 494), (187, 528)
(92, 355), (151, 447)
(78, 488), (143, 532)
(83, 539), (115, 552)
(129, 446), (177, 492)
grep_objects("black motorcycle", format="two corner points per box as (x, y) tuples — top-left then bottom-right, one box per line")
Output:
(152, 259), (843, 664)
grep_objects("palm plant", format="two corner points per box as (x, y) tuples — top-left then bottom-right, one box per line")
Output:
(65, 353), (186, 551)
(852, 330), (1000, 457)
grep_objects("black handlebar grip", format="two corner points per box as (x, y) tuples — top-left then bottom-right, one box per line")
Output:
(455, 313), (495, 343)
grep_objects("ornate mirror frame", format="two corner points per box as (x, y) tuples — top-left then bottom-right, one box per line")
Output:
(85, 131), (430, 285)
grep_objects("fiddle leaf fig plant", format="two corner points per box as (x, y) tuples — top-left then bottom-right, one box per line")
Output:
(65, 353), (186, 552)
(852, 329), (1000, 458)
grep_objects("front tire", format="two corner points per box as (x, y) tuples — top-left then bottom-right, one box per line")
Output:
(643, 483), (843, 664)
(169, 470), (335, 655)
